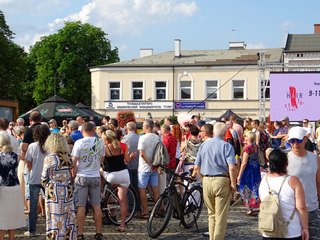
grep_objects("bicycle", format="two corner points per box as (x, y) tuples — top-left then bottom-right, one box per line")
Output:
(100, 181), (137, 226)
(147, 164), (203, 238)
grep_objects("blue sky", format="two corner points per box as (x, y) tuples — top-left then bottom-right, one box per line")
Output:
(1, 0), (320, 61)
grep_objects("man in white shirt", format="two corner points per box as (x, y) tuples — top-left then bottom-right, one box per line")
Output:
(137, 119), (161, 219)
(71, 122), (105, 240)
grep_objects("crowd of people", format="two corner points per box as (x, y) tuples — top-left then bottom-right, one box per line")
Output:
(0, 112), (320, 240)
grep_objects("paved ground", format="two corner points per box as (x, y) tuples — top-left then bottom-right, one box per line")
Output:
(13, 204), (261, 239)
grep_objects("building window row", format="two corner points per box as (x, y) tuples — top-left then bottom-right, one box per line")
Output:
(108, 80), (257, 100)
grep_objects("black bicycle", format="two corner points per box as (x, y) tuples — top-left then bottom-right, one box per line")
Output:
(100, 181), (137, 226)
(147, 165), (203, 238)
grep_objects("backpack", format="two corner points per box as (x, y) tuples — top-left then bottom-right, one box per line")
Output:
(152, 141), (170, 166)
(258, 175), (295, 238)
(185, 139), (201, 163)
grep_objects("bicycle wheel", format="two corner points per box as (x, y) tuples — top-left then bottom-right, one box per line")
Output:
(101, 185), (137, 225)
(147, 193), (173, 238)
(181, 185), (203, 228)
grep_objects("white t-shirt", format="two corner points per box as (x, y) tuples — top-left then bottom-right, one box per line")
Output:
(71, 137), (105, 177)
(138, 133), (160, 173)
(259, 175), (301, 238)
(26, 142), (47, 184)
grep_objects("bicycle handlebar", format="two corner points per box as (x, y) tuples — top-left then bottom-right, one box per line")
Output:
(156, 164), (196, 183)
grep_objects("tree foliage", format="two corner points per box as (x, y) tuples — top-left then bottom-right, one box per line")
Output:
(28, 21), (119, 105)
(0, 10), (28, 107)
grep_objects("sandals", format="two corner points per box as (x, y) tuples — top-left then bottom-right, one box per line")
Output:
(246, 209), (258, 216)
(94, 233), (103, 240)
(77, 234), (84, 240)
(139, 213), (149, 219)
(116, 226), (126, 232)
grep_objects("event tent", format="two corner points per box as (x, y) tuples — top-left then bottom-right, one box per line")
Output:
(19, 95), (90, 126)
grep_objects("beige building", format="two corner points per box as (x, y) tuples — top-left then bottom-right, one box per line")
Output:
(90, 40), (283, 120)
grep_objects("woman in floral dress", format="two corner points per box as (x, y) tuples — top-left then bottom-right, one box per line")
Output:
(237, 131), (261, 215)
(0, 134), (25, 240)
(41, 133), (77, 239)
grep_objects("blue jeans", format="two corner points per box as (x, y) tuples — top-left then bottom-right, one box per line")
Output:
(29, 184), (41, 233)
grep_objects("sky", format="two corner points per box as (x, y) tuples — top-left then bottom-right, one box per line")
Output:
(1, 0), (320, 61)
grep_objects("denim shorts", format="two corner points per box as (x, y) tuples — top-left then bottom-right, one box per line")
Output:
(74, 176), (101, 207)
(138, 171), (158, 189)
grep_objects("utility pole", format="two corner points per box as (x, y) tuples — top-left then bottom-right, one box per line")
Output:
(258, 51), (266, 122)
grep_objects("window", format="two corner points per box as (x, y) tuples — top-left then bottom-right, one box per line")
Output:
(109, 82), (120, 100)
(180, 81), (191, 99)
(232, 80), (245, 99)
(206, 80), (218, 99)
(132, 81), (143, 100)
(261, 79), (270, 99)
(155, 81), (167, 100)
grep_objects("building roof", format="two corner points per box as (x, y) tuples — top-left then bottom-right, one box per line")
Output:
(285, 34), (320, 52)
(95, 48), (283, 68)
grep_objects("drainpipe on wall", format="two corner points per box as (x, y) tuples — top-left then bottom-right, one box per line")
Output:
(172, 66), (175, 116)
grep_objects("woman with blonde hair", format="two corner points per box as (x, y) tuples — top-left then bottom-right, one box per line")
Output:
(101, 129), (133, 232)
(237, 131), (261, 215)
(0, 134), (25, 240)
(41, 133), (77, 239)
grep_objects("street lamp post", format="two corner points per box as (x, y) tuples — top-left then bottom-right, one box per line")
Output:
(54, 72), (65, 96)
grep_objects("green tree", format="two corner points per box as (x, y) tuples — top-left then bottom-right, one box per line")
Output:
(28, 21), (119, 105)
(0, 10), (27, 106)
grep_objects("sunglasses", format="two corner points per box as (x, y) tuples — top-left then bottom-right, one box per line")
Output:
(288, 138), (303, 144)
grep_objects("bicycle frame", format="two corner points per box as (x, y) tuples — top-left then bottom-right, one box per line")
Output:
(162, 170), (194, 221)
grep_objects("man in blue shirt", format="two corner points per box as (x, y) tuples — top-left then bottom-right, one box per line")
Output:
(68, 120), (83, 142)
(193, 122), (237, 240)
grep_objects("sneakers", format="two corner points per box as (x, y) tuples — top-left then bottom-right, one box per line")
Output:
(94, 233), (103, 240)
(24, 231), (38, 237)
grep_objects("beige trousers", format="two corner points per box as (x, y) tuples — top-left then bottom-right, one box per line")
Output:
(202, 176), (231, 240)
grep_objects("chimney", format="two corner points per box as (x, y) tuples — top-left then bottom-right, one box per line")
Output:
(140, 48), (153, 58)
(314, 24), (320, 34)
(228, 41), (247, 50)
(174, 39), (181, 57)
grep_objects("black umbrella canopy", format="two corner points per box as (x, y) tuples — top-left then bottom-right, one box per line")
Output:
(19, 95), (91, 126)
(75, 102), (104, 126)
(218, 109), (243, 122)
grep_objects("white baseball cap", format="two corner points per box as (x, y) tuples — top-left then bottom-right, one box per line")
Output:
(288, 126), (306, 141)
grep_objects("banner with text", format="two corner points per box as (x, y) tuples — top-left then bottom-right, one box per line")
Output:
(105, 101), (174, 110)
(270, 72), (320, 121)
(174, 101), (206, 109)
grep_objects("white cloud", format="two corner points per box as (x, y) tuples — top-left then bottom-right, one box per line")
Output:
(49, 0), (198, 35)
(1, 0), (197, 54)
(0, 0), (15, 5)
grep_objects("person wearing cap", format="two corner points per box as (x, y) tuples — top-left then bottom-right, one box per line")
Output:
(196, 120), (206, 130)
(278, 116), (290, 137)
(287, 126), (320, 239)
(48, 119), (59, 133)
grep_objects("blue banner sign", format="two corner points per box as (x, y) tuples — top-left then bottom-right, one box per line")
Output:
(174, 101), (206, 109)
